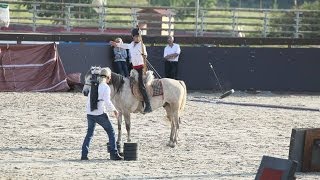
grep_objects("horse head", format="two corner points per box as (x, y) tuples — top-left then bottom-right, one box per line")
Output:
(90, 66), (101, 75)
(82, 66), (101, 96)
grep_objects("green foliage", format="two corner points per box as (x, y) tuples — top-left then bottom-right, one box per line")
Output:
(302, 0), (320, 9)
(269, 12), (296, 37)
(150, 0), (217, 7)
(226, 0), (316, 9)
(299, 0), (320, 37)
(269, 0), (320, 38)
(149, 0), (217, 20)
(21, 0), (98, 24)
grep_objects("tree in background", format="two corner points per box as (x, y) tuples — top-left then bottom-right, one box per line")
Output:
(298, 0), (320, 37)
(269, 0), (320, 38)
(226, 0), (316, 9)
(22, 0), (98, 24)
(149, 0), (219, 19)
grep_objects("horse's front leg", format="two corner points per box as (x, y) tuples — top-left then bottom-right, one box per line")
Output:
(124, 113), (131, 142)
(117, 112), (123, 144)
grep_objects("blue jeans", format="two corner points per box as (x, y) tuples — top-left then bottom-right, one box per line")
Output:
(115, 61), (129, 77)
(81, 113), (118, 157)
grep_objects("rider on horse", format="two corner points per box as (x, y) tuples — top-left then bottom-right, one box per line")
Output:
(110, 27), (152, 113)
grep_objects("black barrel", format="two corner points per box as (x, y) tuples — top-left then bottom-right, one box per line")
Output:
(124, 142), (138, 161)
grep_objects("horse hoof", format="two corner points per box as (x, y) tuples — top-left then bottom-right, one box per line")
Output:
(167, 142), (176, 148)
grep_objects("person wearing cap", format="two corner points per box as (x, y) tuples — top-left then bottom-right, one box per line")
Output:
(81, 67), (123, 161)
(110, 27), (152, 113)
(113, 37), (129, 77)
(164, 36), (181, 79)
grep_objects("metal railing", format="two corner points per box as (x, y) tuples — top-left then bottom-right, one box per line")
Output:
(1, 1), (320, 38)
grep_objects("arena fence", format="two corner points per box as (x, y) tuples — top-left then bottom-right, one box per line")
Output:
(1, 1), (320, 38)
(57, 43), (320, 92)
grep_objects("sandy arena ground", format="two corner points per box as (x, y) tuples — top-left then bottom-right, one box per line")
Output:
(0, 91), (320, 179)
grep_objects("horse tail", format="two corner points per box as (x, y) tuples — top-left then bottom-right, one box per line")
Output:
(178, 80), (187, 113)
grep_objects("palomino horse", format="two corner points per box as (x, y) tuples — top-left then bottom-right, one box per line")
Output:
(83, 67), (187, 148)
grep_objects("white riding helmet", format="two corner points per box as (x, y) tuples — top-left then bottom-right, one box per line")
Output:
(100, 67), (112, 78)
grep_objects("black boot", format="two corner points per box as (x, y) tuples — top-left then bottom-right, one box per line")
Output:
(144, 101), (152, 113)
(137, 68), (152, 113)
(110, 152), (123, 160)
(81, 156), (89, 160)
(140, 88), (152, 113)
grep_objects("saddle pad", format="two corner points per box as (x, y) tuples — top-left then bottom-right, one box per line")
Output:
(151, 79), (163, 96)
(130, 78), (163, 101)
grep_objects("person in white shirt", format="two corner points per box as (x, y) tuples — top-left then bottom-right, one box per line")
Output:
(81, 67), (123, 161)
(110, 27), (152, 113)
(164, 36), (181, 79)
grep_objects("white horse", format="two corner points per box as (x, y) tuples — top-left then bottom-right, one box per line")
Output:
(83, 67), (187, 148)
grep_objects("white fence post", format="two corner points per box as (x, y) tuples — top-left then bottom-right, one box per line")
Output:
(294, 11), (302, 38)
(200, 9), (205, 36)
(195, 0), (199, 37)
(31, 3), (39, 32)
(98, 6), (106, 32)
(231, 10), (237, 37)
(168, 10), (172, 36)
(64, 6), (73, 32)
(131, 8), (138, 28)
(262, 11), (269, 38)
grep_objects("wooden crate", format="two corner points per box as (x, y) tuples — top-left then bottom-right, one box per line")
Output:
(302, 128), (320, 172)
(288, 128), (308, 172)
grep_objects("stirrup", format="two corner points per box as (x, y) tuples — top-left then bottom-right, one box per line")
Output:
(144, 105), (152, 113)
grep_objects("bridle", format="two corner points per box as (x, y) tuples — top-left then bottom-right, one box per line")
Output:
(85, 74), (117, 98)
(85, 73), (102, 86)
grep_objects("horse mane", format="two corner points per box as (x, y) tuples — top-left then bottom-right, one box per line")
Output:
(109, 72), (125, 93)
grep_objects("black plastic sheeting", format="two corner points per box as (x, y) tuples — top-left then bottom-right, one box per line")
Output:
(58, 43), (320, 92)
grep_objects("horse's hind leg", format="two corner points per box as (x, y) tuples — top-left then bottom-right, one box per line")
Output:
(164, 104), (178, 148)
(172, 112), (180, 145)
(168, 117), (177, 148)
(124, 113), (132, 142)
(163, 102), (171, 121)
(117, 112), (123, 144)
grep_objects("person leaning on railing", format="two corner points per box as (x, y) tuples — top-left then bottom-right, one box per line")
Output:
(113, 37), (129, 77)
